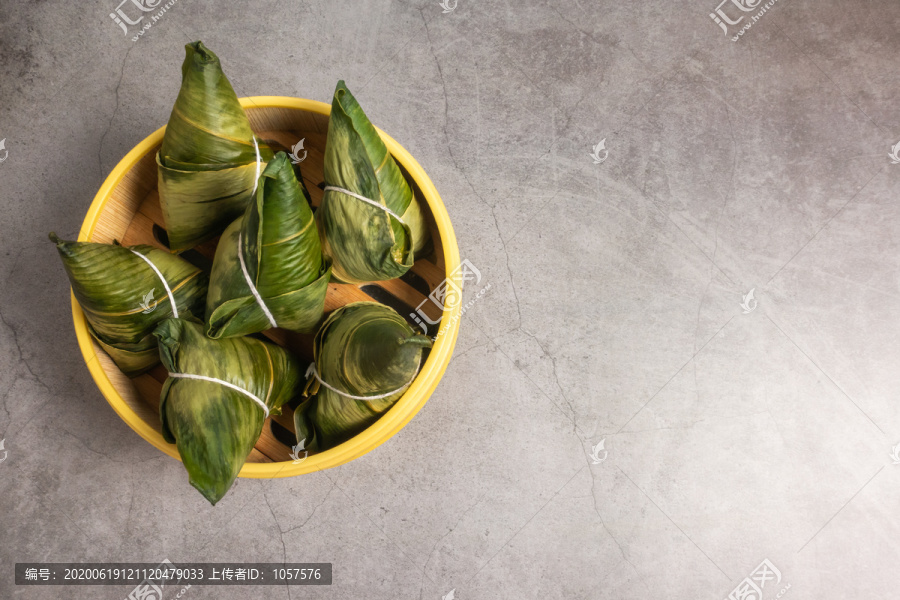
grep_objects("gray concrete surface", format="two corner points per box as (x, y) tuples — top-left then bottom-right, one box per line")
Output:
(2, 0), (899, 598)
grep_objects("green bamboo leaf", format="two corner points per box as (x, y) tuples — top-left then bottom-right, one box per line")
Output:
(90, 329), (161, 376)
(300, 302), (432, 450)
(50, 233), (208, 376)
(157, 41), (274, 251)
(155, 318), (304, 505)
(205, 153), (331, 338)
(317, 81), (429, 283)
(292, 396), (320, 455)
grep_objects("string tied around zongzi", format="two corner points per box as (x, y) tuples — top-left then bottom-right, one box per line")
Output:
(322, 186), (407, 224)
(250, 135), (263, 197)
(167, 372), (271, 417)
(303, 357), (422, 401)
(128, 248), (179, 318)
(236, 231), (277, 329)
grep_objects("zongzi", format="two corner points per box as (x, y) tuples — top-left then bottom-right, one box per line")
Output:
(205, 152), (331, 338)
(157, 41), (274, 251)
(155, 318), (304, 505)
(50, 233), (207, 376)
(297, 302), (432, 450)
(316, 81), (429, 283)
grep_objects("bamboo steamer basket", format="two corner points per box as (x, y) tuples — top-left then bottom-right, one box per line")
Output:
(71, 97), (461, 478)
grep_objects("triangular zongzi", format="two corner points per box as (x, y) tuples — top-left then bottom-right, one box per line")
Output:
(205, 152), (331, 338)
(156, 318), (304, 505)
(50, 233), (207, 376)
(297, 302), (432, 450)
(157, 41), (274, 250)
(316, 81), (429, 283)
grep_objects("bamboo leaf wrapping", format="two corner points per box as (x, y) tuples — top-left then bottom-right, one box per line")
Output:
(50, 233), (208, 376)
(292, 396), (320, 455)
(299, 302), (432, 450)
(205, 153), (331, 338)
(155, 319), (304, 505)
(317, 81), (429, 283)
(157, 41), (273, 250)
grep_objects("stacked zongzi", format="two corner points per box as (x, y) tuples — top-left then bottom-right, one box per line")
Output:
(56, 43), (449, 505)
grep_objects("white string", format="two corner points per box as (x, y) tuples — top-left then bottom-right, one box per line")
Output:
(323, 186), (406, 224)
(130, 249), (178, 318)
(305, 357), (420, 402)
(250, 135), (262, 198)
(237, 232), (277, 329)
(168, 373), (270, 417)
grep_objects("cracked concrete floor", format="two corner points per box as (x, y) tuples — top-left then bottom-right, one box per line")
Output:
(2, 0), (900, 598)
